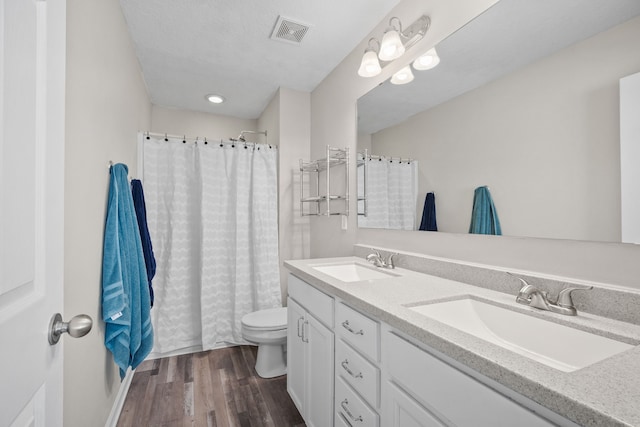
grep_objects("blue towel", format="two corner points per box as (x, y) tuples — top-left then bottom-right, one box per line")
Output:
(102, 164), (154, 379)
(469, 186), (502, 235)
(131, 179), (156, 308)
(419, 192), (438, 231)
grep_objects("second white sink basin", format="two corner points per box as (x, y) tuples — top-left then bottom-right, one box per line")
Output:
(312, 262), (398, 282)
(408, 297), (635, 372)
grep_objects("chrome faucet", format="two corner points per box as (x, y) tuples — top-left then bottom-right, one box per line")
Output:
(366, 249), (396, 269)
(510, 274), (592, 316)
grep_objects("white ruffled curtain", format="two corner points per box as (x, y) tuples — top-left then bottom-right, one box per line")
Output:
(358, 156), (418, 230)
(143, 136), (281, 355)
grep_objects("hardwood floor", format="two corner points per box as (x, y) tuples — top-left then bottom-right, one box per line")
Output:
(117, 346), (306, 427)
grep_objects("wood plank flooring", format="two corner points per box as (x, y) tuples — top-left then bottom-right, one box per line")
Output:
(117, 346), (306, 427)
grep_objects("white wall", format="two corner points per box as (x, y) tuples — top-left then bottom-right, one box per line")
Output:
(64, 0), (151, 425)
(151, 105), (258, 141)
(309, 0), (640, 290)
(371, 16), (640, 242)
(258, 88), (311, 303)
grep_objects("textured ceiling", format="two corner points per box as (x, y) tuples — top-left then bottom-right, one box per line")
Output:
(358, 0), (640, 134)
(119, 0), (402, 119)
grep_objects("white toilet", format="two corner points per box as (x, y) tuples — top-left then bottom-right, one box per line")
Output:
(241, 307), (288, 378)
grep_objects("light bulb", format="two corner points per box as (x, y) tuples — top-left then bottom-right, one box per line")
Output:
(390, 66), (414, 85)
(358, 50), (382, 77)
(412, 47), (440, 71)
(379, 28), (405, 61)
(206, 94), (225, 104)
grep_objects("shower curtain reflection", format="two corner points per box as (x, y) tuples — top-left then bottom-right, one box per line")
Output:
(143, 136), (281, 355)
(358, 154), (419, 230)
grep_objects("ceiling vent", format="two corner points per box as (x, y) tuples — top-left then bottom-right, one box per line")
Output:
(270, 16), (311, 44)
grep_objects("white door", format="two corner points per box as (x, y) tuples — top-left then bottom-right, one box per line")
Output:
(305, 313), (334, 427)
(286, 297), (306, 415)
(0, 0), (67, 426)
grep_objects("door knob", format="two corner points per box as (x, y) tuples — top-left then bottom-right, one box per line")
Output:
(48, 313), (93, 345)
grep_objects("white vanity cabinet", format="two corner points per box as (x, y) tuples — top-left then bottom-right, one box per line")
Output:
(382, 331), (557, 427)
(287, 275), (335, 427)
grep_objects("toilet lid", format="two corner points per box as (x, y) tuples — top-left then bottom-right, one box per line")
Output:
(242, 307), (288, 329)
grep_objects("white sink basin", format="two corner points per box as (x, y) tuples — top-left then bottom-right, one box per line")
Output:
(312, 262), (398, 282)
(408, 297), (635, 372)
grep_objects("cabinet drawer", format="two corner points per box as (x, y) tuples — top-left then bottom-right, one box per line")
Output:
(336, 339), (380, 408)
(288, 274), (334, 328)
(335, 376), (378, 427)
(336, 302), (379, 361)
(384, 332), (555, 427)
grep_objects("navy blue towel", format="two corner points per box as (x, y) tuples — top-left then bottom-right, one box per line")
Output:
(419, 192), (438, 231)
(131, 179), (156, 307)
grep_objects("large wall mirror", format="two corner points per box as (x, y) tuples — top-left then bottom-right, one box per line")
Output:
(357, 0), (640, 242)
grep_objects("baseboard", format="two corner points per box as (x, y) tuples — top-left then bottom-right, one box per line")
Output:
(104, 369), (134, 427)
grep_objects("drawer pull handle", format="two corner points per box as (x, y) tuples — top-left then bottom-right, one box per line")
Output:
(341, 359), (363, 379)
(297, 317), (304, 338)
(341, 320), (364, 336)
(341, 399), (363, 423)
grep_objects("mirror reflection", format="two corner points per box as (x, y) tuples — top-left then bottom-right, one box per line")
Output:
(357, 0), (640, 242)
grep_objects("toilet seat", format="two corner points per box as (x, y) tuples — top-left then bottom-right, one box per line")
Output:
(241, 307), (287, 330)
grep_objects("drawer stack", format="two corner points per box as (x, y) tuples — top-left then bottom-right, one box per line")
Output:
(334, 302), (381, 427)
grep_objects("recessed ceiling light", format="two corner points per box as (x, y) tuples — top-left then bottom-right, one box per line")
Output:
(206, 94), (225, 104)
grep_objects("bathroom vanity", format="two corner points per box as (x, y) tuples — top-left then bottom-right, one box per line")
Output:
(284, 256), (640, 427)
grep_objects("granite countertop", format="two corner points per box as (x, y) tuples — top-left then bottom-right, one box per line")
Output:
(284, 256), (640, 427)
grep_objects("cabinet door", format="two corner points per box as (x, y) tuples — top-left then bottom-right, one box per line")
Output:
(305, 313), (335, 427)
(384, 382), (446, 427)
(287, 297), (306, 415)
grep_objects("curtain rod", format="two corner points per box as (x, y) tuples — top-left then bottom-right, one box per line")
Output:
(361, 153), (414, 164)
(143, 130), (274, 147)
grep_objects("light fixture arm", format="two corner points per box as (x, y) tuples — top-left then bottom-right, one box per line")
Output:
(388, 16), (403, 33)
(366, 38), (381, 53)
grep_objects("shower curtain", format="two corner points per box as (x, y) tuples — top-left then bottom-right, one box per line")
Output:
(142, 136), (281, 354)
(358, 157), (418, 230)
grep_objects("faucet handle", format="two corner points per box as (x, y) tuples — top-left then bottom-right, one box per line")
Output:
(385, 253), (397, 269)
(557, 286), (593, 308)
(507, 272), (531, 291)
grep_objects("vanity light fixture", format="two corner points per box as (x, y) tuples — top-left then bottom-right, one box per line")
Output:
(379, 17), (405, 61)
(358, 15), (431, 77)
(413, 47), (440, 70)
(205, 94), (225, 104)
(358, 38), (382, 77)
(390, 65), (414, 85)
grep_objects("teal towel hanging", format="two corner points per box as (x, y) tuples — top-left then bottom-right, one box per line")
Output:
(469, 186), (502, 235)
